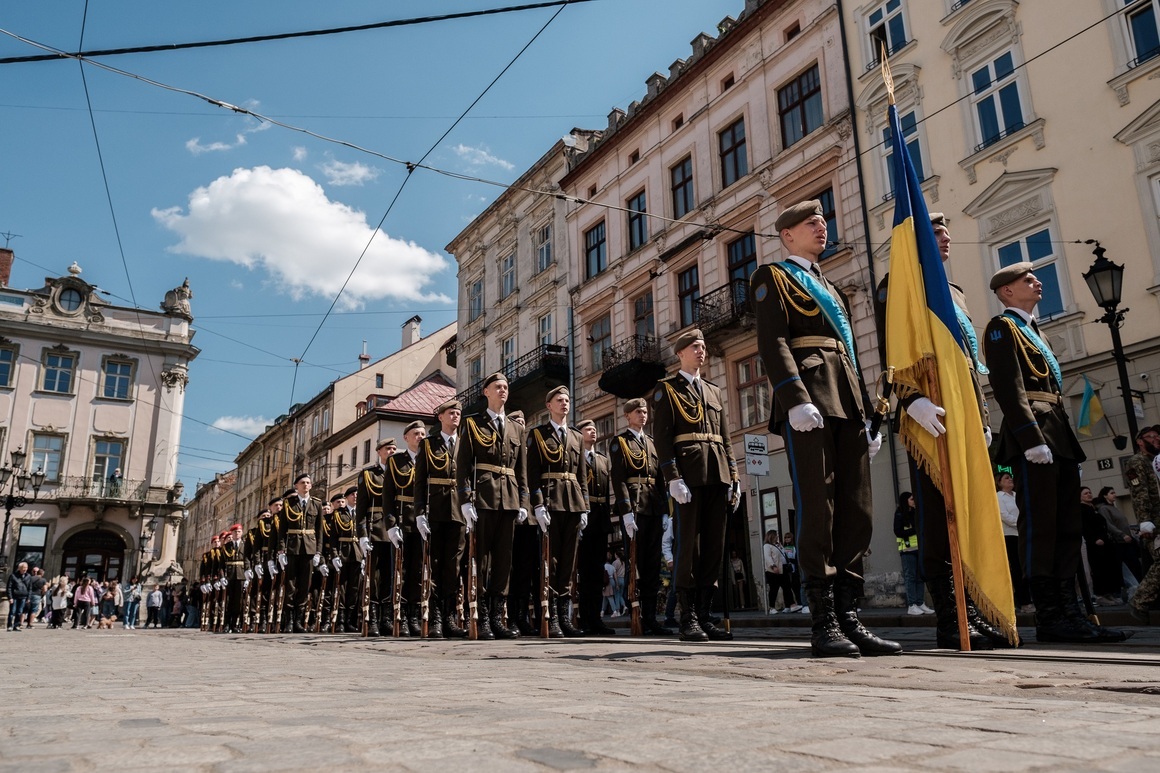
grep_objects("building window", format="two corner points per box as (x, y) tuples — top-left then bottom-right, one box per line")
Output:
(337, 453), (344, 474)
(363, 439), (371, 466)
(736, 355), (771, 429)
(0, 344), (15, 388)
(322, 408), (330, 432)
(816, 187), (839, 261)
(671, 157), (695, 218)
(785, 21), (801, 41)
(678, 265), (700, 328)
(585, 221), (607, 279)
(501, 336), (516, 370)
(500, 253), (516, 300)
(629, 149), (640, 165)
(719, 117), (748, 189)
(468, 278), (483, 322)
(996, 227), (1064, 319)
(350, 445), (358, 470)
(312, 413), (320, 437)
(375, 373), (383, 389)
(590, 313), (612, 372)
(536, 224), (553, 273)
(721, 73), (735, 91)
(627, 190), (648, 251)
(728, 232), (757, 283)
(1123, 0), (1160, 67)
(41, 350), (76, 394)
(101, 360), (134, 400)
(594, 414), (616, 455)
(970, 51), (1025, 151)
(539, 313), (553, 347)
(31, 433), (65, 482)
(469, 355), (483, 386)
(778, 64), (823, 149)
(866, 0), (908, 65)
(672, 114), (684, 131)
(633, 291), (655, 338)
(882, 110), (925, 197)
(58, 288), (83, 313)
(92, 438), (124, 487)
(14, 523), (47, 574)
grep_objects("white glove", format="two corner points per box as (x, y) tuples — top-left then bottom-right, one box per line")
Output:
(534, 505), (551, 533)
(580, 512), (588, 531)
(255, 563), (264, 579)
(312, 554), (321, 567)
(319, 563), (330, 578)
(517, 507), (529, 524)
(332, 556), (343, 570)
(788, 403), (824, 432)
(729, 480), (741, 511)
(277, 552), (288, 568)
(359, 537), (372, 553)
(866, 422), (883, 462)
(1025, 444), (1053, 464)
(243, 579), (250, 590)
(984, 426), (993, 447)
(460, 503), (478, 532)
(668, 479), (692, 505)
(387, 526), (403, 548)
(244, 569), (253, 581)
(622, 512), (638, 539)
(907, 397), (946, 437)
(417, 514), (431, 540)
(267, 559), (278, 576)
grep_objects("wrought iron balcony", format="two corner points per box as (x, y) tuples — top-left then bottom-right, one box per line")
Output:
(50, 476), (149, 502)
(694, 278), (753, 337)
(602, 334), (662, 370)
(598, 334), (665, 399)
(456, 343), (570, 407)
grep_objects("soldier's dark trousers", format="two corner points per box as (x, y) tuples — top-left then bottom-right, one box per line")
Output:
(1013, 455), (1082, 580)
(548, 511), (582, 596)
(430, 521), (465, 601)
(672, 483), (729, 592)
(477, 509), (518, 597)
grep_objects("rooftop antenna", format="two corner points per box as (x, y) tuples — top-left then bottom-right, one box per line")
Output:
(0, 231), (22, 248)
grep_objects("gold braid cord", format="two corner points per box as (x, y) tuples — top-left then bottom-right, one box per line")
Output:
(663, 380), (704, 425)
(532, 428), (565, 464)
(284, 500), (304, 522)
(361, 470), (383, 498)
(1003, 317), (1050, 380)
(617, 436), (647, 471)
(259, 521), (272, 538)
(465, 416), (499, 449)
(424, 441), (451, 473)
(769, 265), (820, 322)
(335, 509), (355, 533)
(388, 457), (415, 488)
(322, 517), (332, 537)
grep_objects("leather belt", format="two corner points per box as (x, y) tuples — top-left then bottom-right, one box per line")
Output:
(339, 537), (356, 542)
(396, 495), (415, 503)
(477, 463), (515, 477)
(673, 432), (723, 444)
(625, 476), (654, 485)
(226, 561), (244, 565)
(369, 507), (383, 513)
(286, 529), (310, 535)
(789, 336), (845, 353)
(428, 477), (455, 486)
(1026, 390), (1061, 405)
(542, 472), (578, 482)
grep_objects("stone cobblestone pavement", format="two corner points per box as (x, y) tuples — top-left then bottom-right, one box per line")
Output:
(2, 623), (1159, 772)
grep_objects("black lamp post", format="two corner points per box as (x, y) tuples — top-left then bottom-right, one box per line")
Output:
(0, 447), (47, 579)
(1082, 240), (1139, 444)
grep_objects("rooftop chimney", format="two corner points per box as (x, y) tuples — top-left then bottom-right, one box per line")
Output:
(0, 248), (12, 287)
(358, 339), (371, 369)
(402, 315), (422, 348)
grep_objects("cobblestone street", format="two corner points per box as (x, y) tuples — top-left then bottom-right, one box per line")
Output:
(3, 623), (1159, 772)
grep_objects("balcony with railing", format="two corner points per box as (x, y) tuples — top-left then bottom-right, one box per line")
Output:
(456, 343), (570, 409)
(694, 278), (753, 338)
(598, 334), (666, 399)
(50, 476), (150, 503)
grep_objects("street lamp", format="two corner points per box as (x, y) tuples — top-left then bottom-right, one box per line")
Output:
(0, 448), (46, 579)
(1083, 240), (1139, 443)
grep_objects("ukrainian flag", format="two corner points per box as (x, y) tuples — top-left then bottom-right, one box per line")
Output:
(883, 103), (1017, 644)
(1077, 375), (1105, 436)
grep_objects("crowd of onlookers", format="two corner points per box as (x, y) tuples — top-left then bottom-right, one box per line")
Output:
(5, 563), (201, 631)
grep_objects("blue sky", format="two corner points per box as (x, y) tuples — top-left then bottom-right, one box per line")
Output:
(0, 0), (742, 488)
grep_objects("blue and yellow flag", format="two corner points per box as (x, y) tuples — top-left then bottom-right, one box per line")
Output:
(882, 103), (1017, 644)
(1077, 375), (1105, 436)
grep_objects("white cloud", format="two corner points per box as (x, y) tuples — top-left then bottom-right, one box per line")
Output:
(152, 166), (451, 307)
(452, 143), (514, 171)
(292, 146), (308, 161)
(229, 279), (244, 290)
(320, 159), (379, 186)
(186, 134), (247, 155)
(210, 415), (270, 437)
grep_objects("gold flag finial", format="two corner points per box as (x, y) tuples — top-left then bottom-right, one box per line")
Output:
(880, 42), (895, 105)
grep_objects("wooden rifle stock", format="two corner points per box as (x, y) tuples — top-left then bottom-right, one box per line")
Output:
(392, 540), (403, 638)
(312, 563), (328, 633)
(540, 528), (550, 638)
(629, 535), (643, 635)
(360, 548), (373, 637)
(421, 533), (431, 638)
(241, 574), (252, 633)
(467, 529), (479, 640)
(330, 559), (343, 633)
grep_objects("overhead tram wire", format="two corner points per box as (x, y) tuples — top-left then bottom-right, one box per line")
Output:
(0, 1), (599, 65)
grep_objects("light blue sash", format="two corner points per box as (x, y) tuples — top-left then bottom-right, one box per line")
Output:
(777, 261), (859, 375)
(954, 303), (989, 375)
(1003, 311), (1062, 390)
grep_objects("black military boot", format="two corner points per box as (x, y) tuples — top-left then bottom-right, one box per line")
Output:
(292, 604), (309, 634)
(546, 594), (564, 638)
(384, 600), (408, 637)
(514, 594), (535, 636)
(406, 603), (423, 637)
(490, 595), (520, 639)
(833, 581), (901, 655)
(344, 605), (361, 634)
(558, 597), (583, 638)
(1030, 576), (1096, 643)
(964, 592), (1015, 648)
(443, 597), (467, 638)
(366, 600), (380, 637)
(477, 599), (495, 640)
(805, 584), (860, 658)
(1058, 578), (1126, 643)
(697, 588), (733, 641)
(677, 590), (708, 642)
(426, 596), (444, 639)
(639, 588), (672, 635)
(927, 576), (992, 650)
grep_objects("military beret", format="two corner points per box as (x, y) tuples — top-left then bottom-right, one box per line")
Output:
(210, 535), (221, 543)
(774, 199), (824, 232)
(230, 523), (243, 531)
(344, 486), (358, 497)
(258, 509), (271, 518)
(623, 397), (648, 414)
(376, 437), (397, 450)
(989, 262), (1034, 291)
(267, 496), (282, 506)
(546, 385), (569, 401)
(929, 212), (948, 228)
(282, 489), (295, 499)
(482, 372), (508, 388)
(575, 419), (596, 431)
(507, 410), (525, 425)
(403, 420), (426, 435)
(330, 492), (345, 503)
(672, 328), (705, 355)
(434, 399), (462, 416)
(293, 472), (311, 484)
(218, 531), (230, 540)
